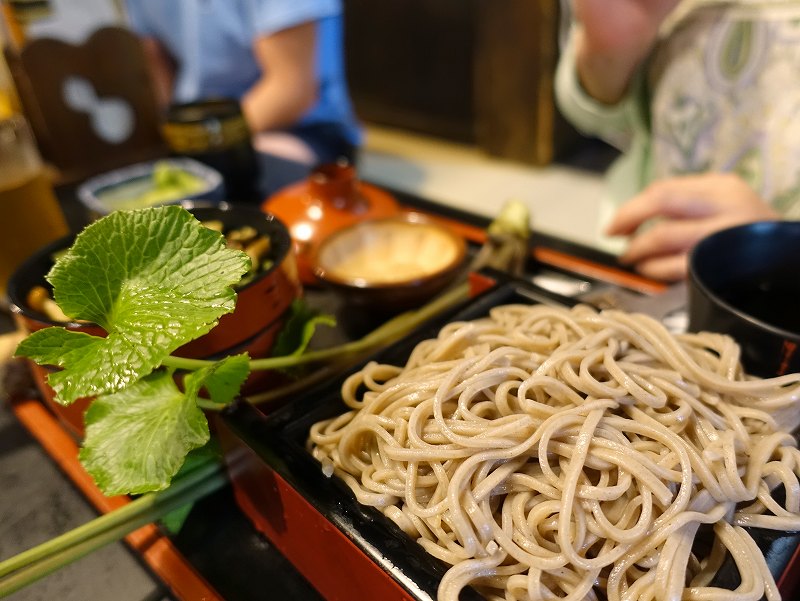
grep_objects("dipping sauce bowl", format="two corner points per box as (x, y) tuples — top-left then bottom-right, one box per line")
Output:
(688, 220), (800, 378)
(312, 213), (467, 312)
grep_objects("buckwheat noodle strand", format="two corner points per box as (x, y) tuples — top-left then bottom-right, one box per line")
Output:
(308, 304), (800, 601)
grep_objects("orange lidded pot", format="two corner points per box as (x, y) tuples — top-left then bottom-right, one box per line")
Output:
(262, 161), (400, 285)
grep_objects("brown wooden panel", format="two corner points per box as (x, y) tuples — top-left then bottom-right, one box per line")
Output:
(344, 0), (478, 143)
(343, 0), (581, 165)
(474, 0), (579, 165)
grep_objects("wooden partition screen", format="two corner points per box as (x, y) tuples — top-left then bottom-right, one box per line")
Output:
(343, 0), (580, 166)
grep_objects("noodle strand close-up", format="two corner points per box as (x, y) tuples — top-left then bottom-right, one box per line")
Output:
(308, 303), (800, 601)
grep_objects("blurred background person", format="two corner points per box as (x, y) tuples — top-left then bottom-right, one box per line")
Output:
(556, 0), (800, 281)
(124, 0), (363, 199)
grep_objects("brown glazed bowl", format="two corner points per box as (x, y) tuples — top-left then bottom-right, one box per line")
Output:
(312, 212), (467, 313)
(8, 201), (301, 436)
(687, 220), (800, 378)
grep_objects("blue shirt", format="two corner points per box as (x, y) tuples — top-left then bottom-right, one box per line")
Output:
(124, 0), (362, 146)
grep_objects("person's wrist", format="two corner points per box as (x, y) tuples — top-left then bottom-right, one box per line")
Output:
(575, 44), (644, 105)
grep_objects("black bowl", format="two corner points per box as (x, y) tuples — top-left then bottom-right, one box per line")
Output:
(688, 221), (800, 377)
(9, 200), (301, 359)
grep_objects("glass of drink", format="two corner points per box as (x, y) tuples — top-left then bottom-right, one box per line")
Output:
(0, 113), (68, 305)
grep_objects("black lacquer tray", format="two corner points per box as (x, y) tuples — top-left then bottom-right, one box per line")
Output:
(219, 276), (800, 601)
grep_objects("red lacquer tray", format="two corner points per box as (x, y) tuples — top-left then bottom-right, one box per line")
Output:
(8, 186), (698, 600)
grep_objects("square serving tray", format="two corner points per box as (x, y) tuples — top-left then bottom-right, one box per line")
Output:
(217, 275), (800, 601)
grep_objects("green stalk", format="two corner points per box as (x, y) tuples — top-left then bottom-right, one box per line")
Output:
(0, 461), (226, 598)
(162, 281), (472, 373)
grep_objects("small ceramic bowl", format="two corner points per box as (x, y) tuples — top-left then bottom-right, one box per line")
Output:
(77, 157), (225, 217)
(8, 201), (301, 436)
(312, 213), (467, 312)
(263, 161), (400, 285)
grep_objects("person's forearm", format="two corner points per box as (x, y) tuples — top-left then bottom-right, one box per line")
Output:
(570, 0), (682, 105)
(242, 23), (318, 134)
(240, 76), (316, 134)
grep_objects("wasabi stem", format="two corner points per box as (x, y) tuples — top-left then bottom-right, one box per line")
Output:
(0, 460), (226, 597)
(162, 281), (472, 373)
(468, 199), (531, 277)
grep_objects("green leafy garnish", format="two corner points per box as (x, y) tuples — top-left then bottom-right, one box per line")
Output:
(78, 353), (250, 495)
(79, 370), (211, 495)
(14, 199), (527, 497)
(183, 352), (251, 406)
(16, 205), (250, 405)
(158, 441), (224, 535)
(14, 205), (337, 496)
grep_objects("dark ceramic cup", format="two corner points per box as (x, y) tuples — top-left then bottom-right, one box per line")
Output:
(163, 99), (260, 203)
(687, 220), (800, 378)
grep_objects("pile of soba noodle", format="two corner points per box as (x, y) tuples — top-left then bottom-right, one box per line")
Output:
(308, 303), (800, 601)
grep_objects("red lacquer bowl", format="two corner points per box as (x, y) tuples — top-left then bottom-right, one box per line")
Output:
(8, 201), (301, 437)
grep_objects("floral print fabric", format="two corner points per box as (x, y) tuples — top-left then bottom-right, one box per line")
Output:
(650, 2), (800, 217)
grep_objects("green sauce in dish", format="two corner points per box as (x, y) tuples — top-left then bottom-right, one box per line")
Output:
(98, 162), (207, 211)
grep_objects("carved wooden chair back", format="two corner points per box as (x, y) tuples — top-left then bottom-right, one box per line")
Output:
(4, 26), (167, 185)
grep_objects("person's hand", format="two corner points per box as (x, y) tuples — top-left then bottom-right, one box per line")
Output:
(572, 0), (682, 104)
(606, 173), (780, 282)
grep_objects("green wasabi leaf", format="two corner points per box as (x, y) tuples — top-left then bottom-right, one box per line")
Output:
(80, 370), (210, 496)
(16, 205), (250, 405)
(80, 355), (248, 496)
(159, 502), (195, 536)
(15, 328), (112, 405)
(183, 353), (250, 405)
(15, 328), (104, 368)
(175, 440), (222, 475)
